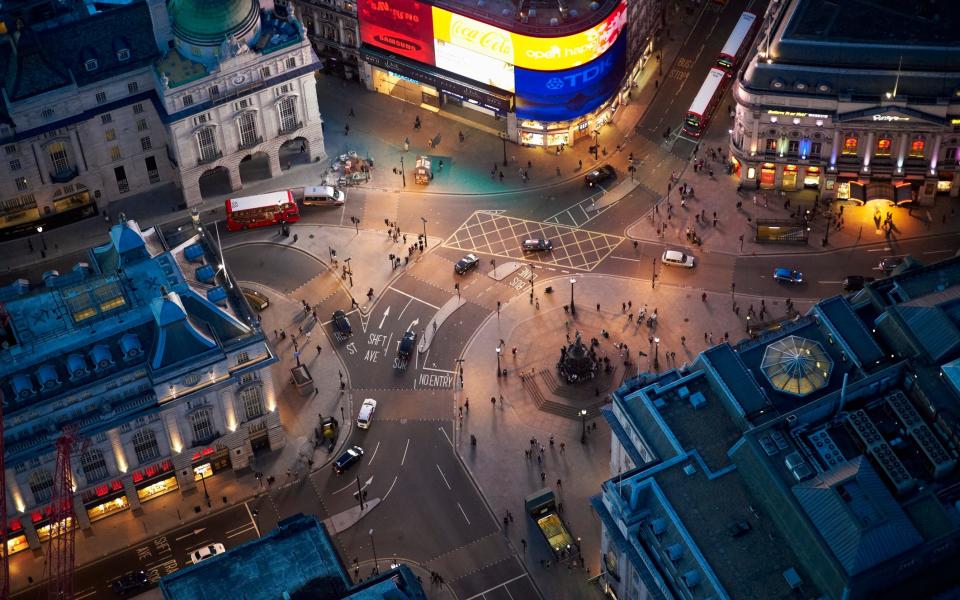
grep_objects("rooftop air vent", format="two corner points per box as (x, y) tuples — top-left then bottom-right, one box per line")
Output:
(817, 82), (831, 93)
(682, 571), (701, 589)
(771, 78), (785, 89)
(67, 354), (89, 381)
(196, 264), (216, 283)
(206, 286), (228, 306)
(36, 364), (61, 391)
(184, 244), (204, 263)
(666, 544), (683, 563)
(90, 344), (114, 371)
(42, 270), (60, 287)
(650, 518), (666, 536)
(11, 373), (35, 400)
(794, 81), (808, 91)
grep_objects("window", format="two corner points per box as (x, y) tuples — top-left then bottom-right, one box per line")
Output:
(136, 118), (149, 131)
(128, 81), (139, 94)
(101, 113), (112, 125)
(811, 142), (822, 157)
(241, 386), (264, 421)
(132, 429), (160, 463)
(787, 140), (799, 155)
(132, 103), (144, 115)
(237, 111), (259, 147)
(85, 59), (98, 71)
(5, 144), (17, 155)
(95, 91), (107, 104)
(277, 96), (298, 132)
(145, 155), (159, 183)
(9, 159), (20, 171)
(196, 127), (219, 162)
(48, 142), (70, 174)
(236, 351), (250, 365)
(286, 57), (296, 69)
(190, 410), (214, 444)
(15, 177), (27, 192)
(210, 85), (220, 98)
(41, 108), (55, 120)
(191, 45), (201, 56)
(80, 449), (109, 483)
(115, 165), (128, 193)
(842, 136), (858, 156)
(140, 136), (152, 151)
(876, 137), (892, 157)
(117, 48), (130, 61)
(260, 66), (271, 78)
(110, 146), (122, 161)
(194, 113), (209, 126)
(182, 94), (194, 107)
(105, 128), (116, 141)
(275, 83), (292, 96)
(909, 139), (925, 158)
(765, 139), (777, 153)
(28, 470), (54, 503)
(2, 194), (35, 211)
(945, 147), (957, 161)
(235, 99), (251, 111)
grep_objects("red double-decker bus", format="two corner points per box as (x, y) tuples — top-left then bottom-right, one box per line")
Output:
(717, 12), (758, 73)
(225, 190), (299, 231)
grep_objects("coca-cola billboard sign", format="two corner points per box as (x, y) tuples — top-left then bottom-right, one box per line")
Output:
(359, 0), (436, 65)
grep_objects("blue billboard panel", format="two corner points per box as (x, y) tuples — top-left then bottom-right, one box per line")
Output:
(514, 34), (626, 122)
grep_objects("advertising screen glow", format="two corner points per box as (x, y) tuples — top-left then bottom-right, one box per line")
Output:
(359, 0), (436, 65)
(431, 1), (626, 71)
(435, 39), (515, 92)
(514, 34), (626, 121)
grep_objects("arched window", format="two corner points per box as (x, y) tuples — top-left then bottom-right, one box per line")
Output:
(190, 410), (214, 445)
(196, 127), (219, 163)
(277, 97), (299, 133)
(241, 386), (264, 421)
(79, 449), (109, 483)
(28, 469), (54, 503)
(48, 142), (70, 175)
(237, 111), (259, 148)
(132, 428), (161, 463)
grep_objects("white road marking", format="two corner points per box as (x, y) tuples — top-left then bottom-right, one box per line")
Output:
(462, 574), (530, 600)
(367, 441), (381, 466)
(396, 297), (413, 320)
(436, 464), (452, 490)
(421, 366), (457, 374)
(439, 425), (453, 446)
(457, 501), (471, 525)
(174, 528), (206, 541)
(923, 249), (954, 254)
(378, 305), (391, 329)
(244, 503), (261, 537)
(818, 281), (842, 284)
(383, 475), (399, 502)
(226, 524), (256, 539)
(610, 255), (647, 263)
(388, 286), (440, 309)
(866, 248), (890, 252)
(401, 439), (410, 466)
(74, 591), (97, 600)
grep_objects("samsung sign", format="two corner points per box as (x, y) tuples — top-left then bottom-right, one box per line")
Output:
(514, 35), (626, 121)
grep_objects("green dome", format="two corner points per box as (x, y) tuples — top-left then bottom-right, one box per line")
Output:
(169, 0), (260, 46)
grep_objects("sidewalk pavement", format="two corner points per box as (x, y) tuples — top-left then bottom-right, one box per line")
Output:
(8, 226), (392, 594)
(626, 90), (960, 257)
(455, 272), (815, 600)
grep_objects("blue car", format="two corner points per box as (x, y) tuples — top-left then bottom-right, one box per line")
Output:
(773, 268), (803, 284)
(333, 445), (364, 474)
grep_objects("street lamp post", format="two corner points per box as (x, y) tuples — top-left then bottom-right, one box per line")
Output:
(592, 130), (600, 160)
(399, 155), (406, 187)
(569, 278), (577, 315)
(420, 217), (428, 247)
(344, 257), (353, 287)
(496, 347), (502, 377)
(454, 283), (460, 301)
(580, 409), (588, 444)
(198, 468), (212, 508)
(529, 265), (535, 304)
(455, 358), (465, 387)
(369, 528), (379, 575)
(651, 257), (657, 289)
(653, 337), (660, 370)
(36, 226), (47, 256)
(501, 133), (508, 167)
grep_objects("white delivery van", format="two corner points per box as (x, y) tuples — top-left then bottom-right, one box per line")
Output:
(303, 185), (346, 206)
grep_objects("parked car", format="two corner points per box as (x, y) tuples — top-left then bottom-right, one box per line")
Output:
(773, 268), (804, 284)
(879, 256), (905, 272)
(190, 543), (226, 564)
(357, 399), (377, 429)
(334, 446), (364, 474)
(398, 330), (417, 358)
(661, 250), (695, 268)
(332, 309), (352, 337)
(842, 275), (875, 291)
(111, 570), (149, 595)
(522, 238), (553, 253)
(584, 165), (616, 187)
(454, 253), (479, 274)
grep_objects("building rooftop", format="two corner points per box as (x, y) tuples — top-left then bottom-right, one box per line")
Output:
(160, 514), (426, 600)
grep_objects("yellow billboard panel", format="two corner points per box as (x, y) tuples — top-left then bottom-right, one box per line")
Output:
(432, 2), (626, 71)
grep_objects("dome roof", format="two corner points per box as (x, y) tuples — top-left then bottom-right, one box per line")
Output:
(760, 335), (833, 397)
(169, 0), (260, 46)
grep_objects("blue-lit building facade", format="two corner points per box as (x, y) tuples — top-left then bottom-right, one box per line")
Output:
(595, 254), (960, 600)
(348, 0), (663, 146)
(0, 217), (281, 556)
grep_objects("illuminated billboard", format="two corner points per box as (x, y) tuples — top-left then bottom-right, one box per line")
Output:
(359, 0), (436, 65)
(435, 39), (515, 92)
(431, 1), (626, 71)
(514, 34), (625, 121)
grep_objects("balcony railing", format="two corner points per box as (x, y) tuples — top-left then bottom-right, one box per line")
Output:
(238, 136), (263, 151)
(197, 150), (223, 167)
(278, 121), (303, 135)
(49, 166), (79, 184)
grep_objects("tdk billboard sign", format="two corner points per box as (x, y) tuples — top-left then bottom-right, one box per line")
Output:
(514, 35), (625, 122)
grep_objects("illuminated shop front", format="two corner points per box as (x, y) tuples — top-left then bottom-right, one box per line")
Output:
(134, 459), (179, 503)
(760, 162), (776, 188)
(192, 445), (232, 482)
(82, 480), (130, 523)
(33, 509), (75, 543)
(357, 0), (632, 145)
(5, 519), (28, 557)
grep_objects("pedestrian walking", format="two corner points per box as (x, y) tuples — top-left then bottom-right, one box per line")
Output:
(702, 292), (707, 302)
(560, 442), (565, 453)
(557, 478), (562, 488)
(549, 434), (555, 446)
(540, 471), (546, 483)
(596, 303), (601, 311)
(491, 396), (496, 406)
(274, 329), (279, 339)
(680, 335), (686, 346)
(316, 344), (322, 355)
(704, 332), (709, 343)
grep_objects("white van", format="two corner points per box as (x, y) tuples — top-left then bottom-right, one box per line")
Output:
(303, 185), (345, 206)
(357, 398), (377, 429)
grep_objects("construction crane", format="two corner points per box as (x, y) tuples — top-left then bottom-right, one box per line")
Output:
(46, 427), (78, 600)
